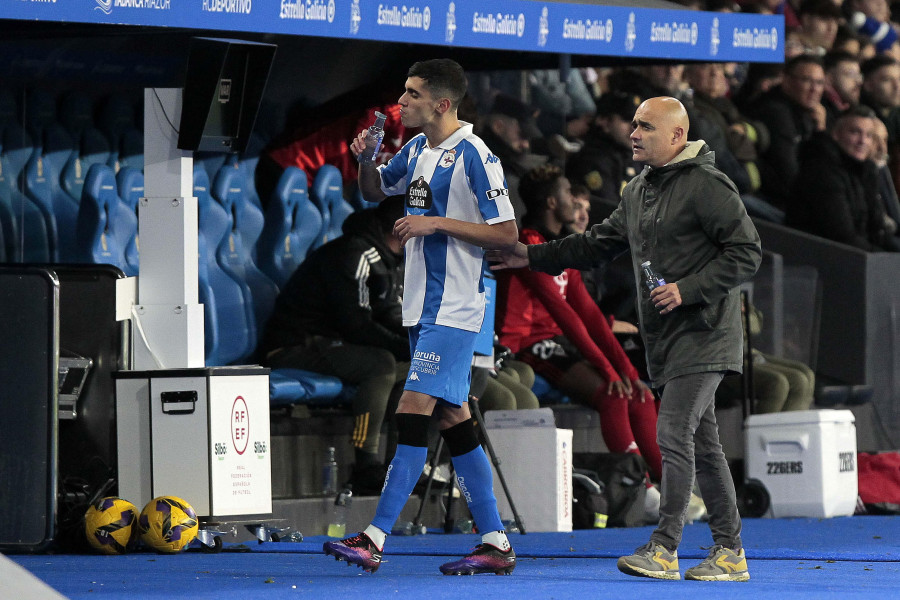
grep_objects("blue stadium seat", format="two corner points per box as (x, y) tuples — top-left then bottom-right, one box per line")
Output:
(210, 163), (279, 338)
(97, 94), (143, 172)
(212, 158), (265, 256)
(195, 168), (255, 365)
(116, 128), (144, 172)
(0, 124), (33, 262)
(59, 128), (110, 260)
(21, 123), (75, 262)
(19, 90), (75, 262)
(532, 374), (571, 405)
(195, 152), (227, 187)
(268, 368), (344, 407)
(238, 132), (265, 210)
(310, 164), (354, 247)
(74, 163), (128, 272)
(23, 90), (56, 148)
(351, 186), (380, 211)
(256, 166), (322, 288)
(116, 167), (143, 275)
(197, 167), (343, 403)
(308, 165), (334, 249)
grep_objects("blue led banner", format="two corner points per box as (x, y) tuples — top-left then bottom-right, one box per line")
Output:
(1, 0), (784, 63)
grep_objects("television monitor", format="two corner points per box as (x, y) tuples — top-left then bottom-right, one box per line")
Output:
(177, 37), (276, 153)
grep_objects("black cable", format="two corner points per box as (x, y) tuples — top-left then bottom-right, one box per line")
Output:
(152, 88), (180, 135)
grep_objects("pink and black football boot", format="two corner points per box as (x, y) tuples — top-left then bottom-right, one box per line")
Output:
(323, 532), (383, 573)
(439, 543), (517, 575)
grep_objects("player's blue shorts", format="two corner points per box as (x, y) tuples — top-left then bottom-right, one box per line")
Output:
(404, 323), (476, 407)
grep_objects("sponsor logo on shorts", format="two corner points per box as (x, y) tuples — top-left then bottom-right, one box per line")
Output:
(413, 350), (440, 363)
(411, 350), (440, 376)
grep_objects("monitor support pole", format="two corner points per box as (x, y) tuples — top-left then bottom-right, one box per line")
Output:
(130, 87), (205, 370)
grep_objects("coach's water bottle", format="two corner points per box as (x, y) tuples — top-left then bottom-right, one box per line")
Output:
(641, 261), (666, 292)
(358, 111), (387, 163)
(327, 487), (353, 538)
(322, 447), (338, 497)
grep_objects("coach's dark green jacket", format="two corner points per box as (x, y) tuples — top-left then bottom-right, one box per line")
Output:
(528, 141), (762, 387)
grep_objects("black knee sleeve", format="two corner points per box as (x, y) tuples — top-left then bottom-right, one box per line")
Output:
(395, 413), (431, 448)
(441, 418), (480, 457)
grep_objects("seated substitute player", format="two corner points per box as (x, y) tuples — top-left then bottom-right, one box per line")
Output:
(323, 59), (520, 575)
(496, 164), (662, 491)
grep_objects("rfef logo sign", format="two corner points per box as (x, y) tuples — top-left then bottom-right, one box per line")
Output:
(232, 396), (250, 455)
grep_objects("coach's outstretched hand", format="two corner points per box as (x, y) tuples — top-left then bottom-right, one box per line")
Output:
(487, 242), (530, 270)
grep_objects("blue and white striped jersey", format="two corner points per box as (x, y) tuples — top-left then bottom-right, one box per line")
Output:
(378, 122), (515, 332)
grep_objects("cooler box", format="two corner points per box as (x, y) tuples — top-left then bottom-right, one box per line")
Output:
(745, 409), (857, 518)
(484, 408), (572, 532)
(115, 366), (272, 520)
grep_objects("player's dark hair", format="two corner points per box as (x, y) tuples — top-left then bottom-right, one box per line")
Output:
(375, 195), (405, 233)
(519, 164), (564, 224)
(408, 59), (468, 109)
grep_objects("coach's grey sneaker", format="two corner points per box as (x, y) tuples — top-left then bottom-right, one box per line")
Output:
(617, 541), (680, 580)
(684, 545), (750, 581)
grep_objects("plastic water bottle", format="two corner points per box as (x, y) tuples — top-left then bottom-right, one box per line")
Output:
(327, 487), (353, 538)
(392, 521), (427, 536)
(322, 447), (338, 497)
(358, 111), (387, 163)
(641, 261), (666, 292)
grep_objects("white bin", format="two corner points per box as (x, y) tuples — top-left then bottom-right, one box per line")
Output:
(484, 409), (573, 532)
(745, 409), (857, 518)
(115, 367), (272, 520)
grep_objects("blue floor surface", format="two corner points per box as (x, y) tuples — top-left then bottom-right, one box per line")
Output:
(10, 516), (900, 600)
(250, 516), (900, 561)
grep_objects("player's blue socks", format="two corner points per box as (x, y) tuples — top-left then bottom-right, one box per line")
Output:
(371, 414), (430, 535)
(443, 419), (504, 534)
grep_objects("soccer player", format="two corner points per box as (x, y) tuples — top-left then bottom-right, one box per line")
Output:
(323, 59), (519, 575)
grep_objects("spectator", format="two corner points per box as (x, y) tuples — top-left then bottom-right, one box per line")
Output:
(685, 62), (770, 196)
(610, 65), (687, 102)
(530, 67), (596, 142)
(569, 182), (642, 334)
(848, 9), (900, 57)
(566, 91), (642, 215)
(745, 54), (827, 211)
(732, 62), (784, 111)
(477, 94), (547, 225)
(260, 197), (409, 495)
(570, 184), (591, 234)
(495, 164), (664, 500)
(871, 116), (900, 229)
(822, 51), (864, 126)
(796, 0), (844, 55)
(860, 54), (900, 143)
(787, 105), (897, 251)
(782, 0), (802, 30)
(833, 24), (867, 57)
(847, 0), (892, 25)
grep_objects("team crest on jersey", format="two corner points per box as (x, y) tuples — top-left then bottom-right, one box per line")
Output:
(440, 149), (456, 168)
(407, 176), (433, 210)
